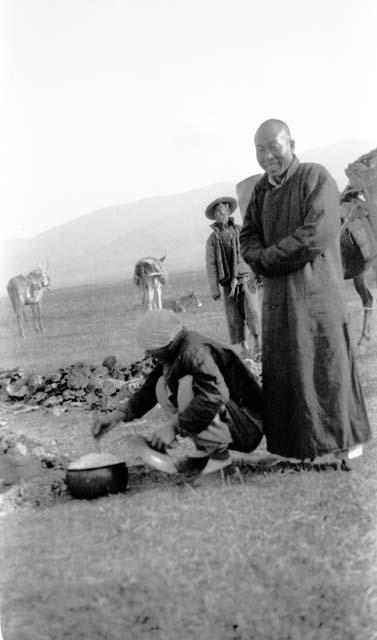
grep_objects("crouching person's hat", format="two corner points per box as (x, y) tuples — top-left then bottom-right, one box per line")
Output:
(136, 309), (184, 351)
(205, 196), (238, 220)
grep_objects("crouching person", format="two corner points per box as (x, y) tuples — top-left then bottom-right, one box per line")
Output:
(92, 309), (263, 481)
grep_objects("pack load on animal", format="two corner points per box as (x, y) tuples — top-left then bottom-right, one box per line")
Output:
(340, 149), (377, 276)
(345, 148), (377, 234)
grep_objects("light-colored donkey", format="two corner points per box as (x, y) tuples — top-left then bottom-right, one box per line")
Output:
(133, 255), (168, 311)
(7, 265), (51, 338)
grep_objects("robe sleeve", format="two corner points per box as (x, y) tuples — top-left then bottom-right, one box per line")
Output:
(241, 167), (341, 276)
(240, 185), (269, 276)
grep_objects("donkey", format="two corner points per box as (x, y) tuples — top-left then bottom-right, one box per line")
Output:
(7, 265), (51, 338)
(339, 192), (377, 347)
(133, 255), (168, 311)
(164, 290), (202, 313)
(236, 176), (377, 349)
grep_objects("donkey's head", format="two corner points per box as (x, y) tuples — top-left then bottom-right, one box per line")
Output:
(187, 290), (202, 308)
(30, 264), (51, 290)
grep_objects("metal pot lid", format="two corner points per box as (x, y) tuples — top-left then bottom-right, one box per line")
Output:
(68, 452), (125, 471)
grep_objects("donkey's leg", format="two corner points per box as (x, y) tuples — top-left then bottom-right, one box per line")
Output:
(35, 303), (44, 333)
(353, 274), (373, 347)
(30, 304), (40, 333)
(142, 285), (147, 308)
(8, 285), (25, 337)
(15, 309), (25, 338)
(155, 280), (162, 310)
(146, 281), (154, 311)
(141, 281), (149, 310)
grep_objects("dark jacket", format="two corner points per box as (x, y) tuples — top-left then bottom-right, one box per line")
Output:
(205, 218), (254, 297)
(240, 158), (371, 458)
(119, 328), (263, 451)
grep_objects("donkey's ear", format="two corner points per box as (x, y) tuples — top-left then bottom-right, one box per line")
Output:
(160, 255), (167, 262)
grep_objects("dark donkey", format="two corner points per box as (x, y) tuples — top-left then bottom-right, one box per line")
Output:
(7, 265), (51, 338)
(236, 172), (377, 349)
(163, 290), (202, 313)
(339, 188), (377, 348)
(341, 149), (377, 348)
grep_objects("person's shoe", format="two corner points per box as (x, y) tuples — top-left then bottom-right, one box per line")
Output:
(335, 444), (363, 461)
(201, 455), (232, 475)
(191, 459), (239, 488)
(176, 455), (209, 474)
(254, 454), (282, 467)
(334, 444), (363, 471)
(189, 447), (209, 459)
(188, 454), (233, 487)
(191, 469), (227, 488)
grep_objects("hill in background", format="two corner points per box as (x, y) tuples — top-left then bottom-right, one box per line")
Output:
(1, 181), (236, 292)
(1, 139), (371, 292)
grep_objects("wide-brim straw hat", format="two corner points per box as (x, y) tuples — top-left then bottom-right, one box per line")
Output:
(205, 196), (238, 220)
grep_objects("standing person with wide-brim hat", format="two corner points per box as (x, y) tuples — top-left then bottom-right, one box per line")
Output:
(205, 196), (262, 359)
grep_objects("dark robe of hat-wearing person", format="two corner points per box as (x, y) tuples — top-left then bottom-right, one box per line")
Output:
(205, 197), (262, 359)
(239, 118), (371, 461)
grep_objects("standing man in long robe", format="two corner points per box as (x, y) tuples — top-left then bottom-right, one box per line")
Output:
(239, 118), (371, 461)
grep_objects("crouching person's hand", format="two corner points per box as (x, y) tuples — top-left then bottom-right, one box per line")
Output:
(150, 421), (177, 452)
(92, 409), (124, 440)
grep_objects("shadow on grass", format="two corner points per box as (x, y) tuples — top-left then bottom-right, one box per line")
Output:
(1, 457), (351, 515)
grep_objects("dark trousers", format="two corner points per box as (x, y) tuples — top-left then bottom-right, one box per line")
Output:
(223, 281), (261, 344)
(156, 375), (263, 459)
(156, 375), (232, 460)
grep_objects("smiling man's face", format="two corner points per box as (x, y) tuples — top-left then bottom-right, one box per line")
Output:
(255, 125), (295, 178)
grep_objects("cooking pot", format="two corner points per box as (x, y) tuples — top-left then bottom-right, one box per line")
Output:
(66, 452), (128, 499)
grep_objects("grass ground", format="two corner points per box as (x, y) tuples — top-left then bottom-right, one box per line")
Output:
(0, 271), (377, 640)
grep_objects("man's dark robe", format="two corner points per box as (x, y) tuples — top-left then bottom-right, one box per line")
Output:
(240, 158), (371, 459)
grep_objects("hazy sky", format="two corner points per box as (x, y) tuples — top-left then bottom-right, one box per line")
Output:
(1, 0), (377, 240)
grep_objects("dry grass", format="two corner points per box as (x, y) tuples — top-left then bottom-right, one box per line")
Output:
(2, 456), (377, 640)
(1, 272), (377, 640)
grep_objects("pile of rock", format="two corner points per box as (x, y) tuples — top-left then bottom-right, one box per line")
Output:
(0, 354), (262, 414)
(0, 356), (156, 412)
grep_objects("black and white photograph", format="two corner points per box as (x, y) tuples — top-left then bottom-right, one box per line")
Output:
(1, 1), (377, 638)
